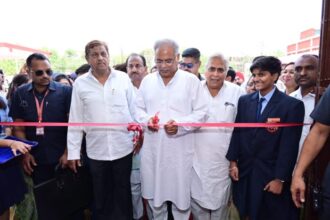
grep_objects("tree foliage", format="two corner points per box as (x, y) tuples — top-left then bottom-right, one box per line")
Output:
(0, 47), (286, 77)
(0, 59), (25, 75)
(48, 49), (86, 73)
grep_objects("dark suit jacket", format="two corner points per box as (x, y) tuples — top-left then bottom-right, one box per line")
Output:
(226, 88), (304, 220)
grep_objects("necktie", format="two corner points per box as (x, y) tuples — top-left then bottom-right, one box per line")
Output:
(256, 97), (266, 121)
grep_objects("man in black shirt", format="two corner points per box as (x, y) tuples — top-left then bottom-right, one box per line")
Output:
(179, 48), (204, 80)
(10, 53), (72, 185)
(291, 85), (330, 220)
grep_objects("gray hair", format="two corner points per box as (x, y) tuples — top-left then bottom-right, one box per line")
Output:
(153, 39), (179, 55)
(206, 53), (229, 73)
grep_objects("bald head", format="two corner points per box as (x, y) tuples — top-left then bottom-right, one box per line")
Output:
(295, 55), (319, 70)
(294, 54), (319, 91)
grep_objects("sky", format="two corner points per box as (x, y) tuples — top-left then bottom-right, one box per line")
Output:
(0, 0), (323, 57)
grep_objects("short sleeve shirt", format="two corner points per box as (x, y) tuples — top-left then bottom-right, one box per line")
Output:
(311, 86), (330, 126)
(9, 81), (72, 164)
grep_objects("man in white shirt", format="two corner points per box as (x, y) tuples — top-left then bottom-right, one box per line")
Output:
(67, 40), (135, 219)
(134, 39), (208, 220)
(126, 53), (148, 90)
(126, 53), (148, 220)
(191, 54), (244, 220)
(290, 54), (318, 156)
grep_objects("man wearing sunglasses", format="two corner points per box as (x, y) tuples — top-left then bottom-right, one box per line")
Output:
(9, 53), (72, 214)
(179, 48), (204, 81)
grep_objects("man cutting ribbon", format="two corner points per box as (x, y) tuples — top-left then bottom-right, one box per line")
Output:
(134, 39), (208, 219)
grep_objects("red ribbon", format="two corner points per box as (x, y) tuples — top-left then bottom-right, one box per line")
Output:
(127, 123), (143, 145)
(0, 122), (305, 127)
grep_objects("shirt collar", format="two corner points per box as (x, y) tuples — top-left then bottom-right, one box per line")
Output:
(258, 86), (276, 102)
(298, 87), (316, 98)
(27, 81), (57, 92)
(87, 67), (114, 82)
(203, 80), (228, 97)
(156, 68), (179, 86)
(198, 73), (203, 81)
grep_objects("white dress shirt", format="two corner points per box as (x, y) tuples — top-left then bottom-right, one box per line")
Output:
(192, 81), (244, 210)
(259, 86), (276, 114)
(290, 87), (315, 157)
(67, 68), (135, 161)
(134, 69), (208, 210)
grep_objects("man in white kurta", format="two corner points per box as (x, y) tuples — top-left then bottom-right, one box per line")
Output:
(191, 54), (244, 220)
(134, 39), (208, 220)
(126, 53), (148, 220)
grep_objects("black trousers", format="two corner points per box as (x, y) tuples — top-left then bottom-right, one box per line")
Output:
(32, 163), (57, 185)
(321, 163), (330, 220)
(89, 153), (133, 220)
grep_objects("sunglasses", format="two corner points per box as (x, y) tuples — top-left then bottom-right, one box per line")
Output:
(34, 69), (53, 76)
(179, 62), (194, 69)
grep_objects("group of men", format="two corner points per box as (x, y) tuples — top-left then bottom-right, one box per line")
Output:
(8, 38), (328, 220)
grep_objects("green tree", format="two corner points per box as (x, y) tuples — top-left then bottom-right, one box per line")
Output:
(48, 48), (85, 73)
(0, 59), (25, 75)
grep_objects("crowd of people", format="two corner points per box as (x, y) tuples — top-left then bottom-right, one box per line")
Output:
(0, 38), (328, 220)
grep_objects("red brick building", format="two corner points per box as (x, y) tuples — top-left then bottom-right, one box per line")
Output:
(287, 28), (320, 55)
(0, 42), (51, 59)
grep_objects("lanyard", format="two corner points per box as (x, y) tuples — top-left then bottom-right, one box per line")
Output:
(33, 90), (49, 123)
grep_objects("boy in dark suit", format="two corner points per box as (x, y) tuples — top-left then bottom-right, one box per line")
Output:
(226, 56), (305, 220)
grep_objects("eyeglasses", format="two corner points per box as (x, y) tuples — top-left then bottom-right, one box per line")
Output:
(155, 59), (175, 65)
(179, 62), (194, 69)
(33, 69), (53, 76)
(207, 67), (225, 73)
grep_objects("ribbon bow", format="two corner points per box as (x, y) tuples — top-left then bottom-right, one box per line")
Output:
(127, 123), (144, 154)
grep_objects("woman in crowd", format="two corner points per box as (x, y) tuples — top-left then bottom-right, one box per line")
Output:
(245, 76), (256, 94)
(282, 62), (298, 95)
(0, 126), (31, 220)
(6, 74), (29, 106)
(54, 74), (73, 87)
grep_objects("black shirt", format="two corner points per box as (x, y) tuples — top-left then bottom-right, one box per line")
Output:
(311, 86), (330, 126)
(10, 81), (72, 165)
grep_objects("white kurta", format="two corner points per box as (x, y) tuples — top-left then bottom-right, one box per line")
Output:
(134, 69), (208, 210)
(191, 81), (244, 210)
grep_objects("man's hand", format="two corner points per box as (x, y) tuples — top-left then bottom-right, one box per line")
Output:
(164, 120), (178, 135)
(264, 179), (284, 194)
(59, 150), (68, 168)
(68, 160), (81, 173)
(291, 175), (306, 208)
(229, 161), (239, 181)
(133, 133), (144, 155)
(22, 152), (37, 175)
(147, 117), (160, 132)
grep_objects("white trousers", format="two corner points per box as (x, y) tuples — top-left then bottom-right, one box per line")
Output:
(191, 198), (229, 220)
(131, 170), (143, 219)
(147, 200), (190, 220)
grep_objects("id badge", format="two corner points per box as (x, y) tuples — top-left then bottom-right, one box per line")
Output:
(36, 127), (44, 136)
